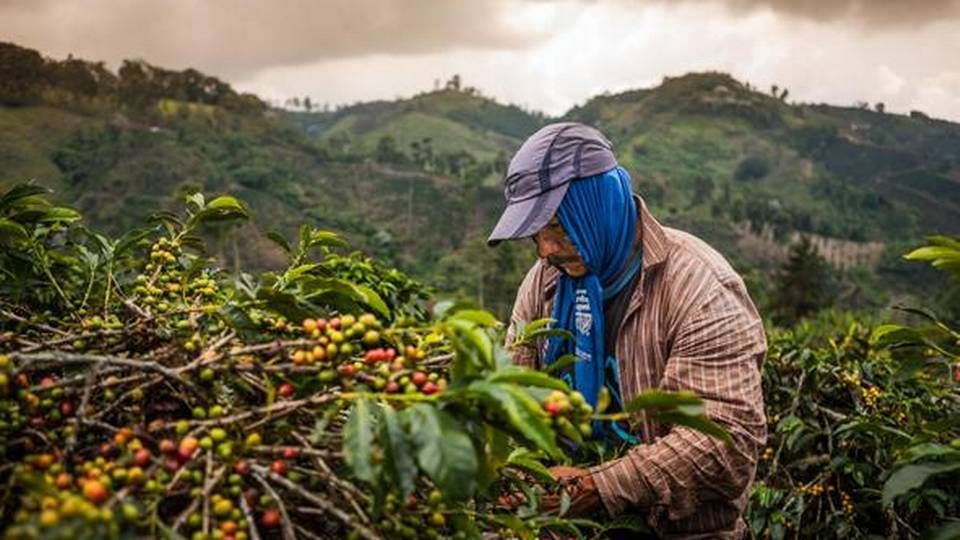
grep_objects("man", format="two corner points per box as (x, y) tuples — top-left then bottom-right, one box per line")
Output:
(488, 122), (767, 538)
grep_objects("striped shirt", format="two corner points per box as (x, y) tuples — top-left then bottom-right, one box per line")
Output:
(505, 196), (767, 538)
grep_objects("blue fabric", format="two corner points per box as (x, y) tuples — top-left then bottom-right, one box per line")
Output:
(542, 165), (641, 442)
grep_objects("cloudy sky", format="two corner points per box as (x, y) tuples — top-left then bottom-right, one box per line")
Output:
(2, 0), (959, 121)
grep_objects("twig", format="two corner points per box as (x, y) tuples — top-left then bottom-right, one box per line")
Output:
(252, 465), (382, 540)
(91, 375), (164, 420)
(293, 523), (326, 540)
(123, 298), (149, 319)
(249, 445), (338, 460)
(788, 454), (831, 471)
(64, 362), (102, 457)
(252, 470), (296, 540)
(814, 404), (848, 422)
(1, 308), (69, 336)
(178, 330), (236, 373)
(172, 464), (227, 530)
(20, 329), (125, 353)
(292, 432), (368, 522)
(11, 351), (183, 382)
(238, 491), (262, 540)
(203, 451), (213, 536)
(166, 392), (339, 431)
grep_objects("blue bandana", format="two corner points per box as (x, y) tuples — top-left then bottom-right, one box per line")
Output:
(543, 166), (642, 444)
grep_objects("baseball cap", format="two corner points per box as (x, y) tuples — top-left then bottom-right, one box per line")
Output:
(487, 122), (618, 246)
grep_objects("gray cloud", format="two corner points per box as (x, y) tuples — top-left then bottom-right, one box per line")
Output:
(638, 0), (960, 27)
(0, 0), (545, 78)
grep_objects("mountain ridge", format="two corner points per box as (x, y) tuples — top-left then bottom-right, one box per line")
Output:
(2, 41), (958, 317)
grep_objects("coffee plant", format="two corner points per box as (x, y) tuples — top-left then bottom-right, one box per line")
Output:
(747, 236), (960, 539)
(0, 183), (725, 540)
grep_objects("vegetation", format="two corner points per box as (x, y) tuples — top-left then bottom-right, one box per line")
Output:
(3, 43), (960, 321)
(1, 41), (959, 538)
(0, 185), (726, 539)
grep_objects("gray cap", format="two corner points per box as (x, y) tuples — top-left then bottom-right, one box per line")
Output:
(487, 122), (618, 246)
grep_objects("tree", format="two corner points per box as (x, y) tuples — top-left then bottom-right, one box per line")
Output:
(375, 135), (404, 164)
(734, 155), (772, 182)
(779, 88), (789, 102)
(771, 84), (779, 97)
(691, 175), (715, 206)
(445, 74), (461, 92)
(875, 102), (885, 114)
(304, 96), (312, 112)
(770, 237), (835, 325)
(0, 42), (47, 105)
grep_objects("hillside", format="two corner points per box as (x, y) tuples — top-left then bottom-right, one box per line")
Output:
(0, 42), (535, 318)
(564, 72), (960, 242)
(2, 42), (959, 318)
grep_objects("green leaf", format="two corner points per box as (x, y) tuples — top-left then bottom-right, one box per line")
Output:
(0, 218), (29, 245)
(149, 210), (184, 233)
(38, 206), (81, 223)
(899, 443), (960, 465)
(0, 183), (49, 212)
(487, 367), (568, 391)
(653, 411), (732, 444)
(283, 263), (322, 284)
(871, 324), (924, 345)
(448, 318), (496, 376)
(518, 318), (556, 337)
(433, 299), (481, 319)
(524, 328), (575, 342)
(307, 229), (347, 249)
(405, 404), (478, 501)
(265, 231), (292, 254)
(380, 405), (417, 499)
(923, 520), (960, 540)
(485, 514), (534, 537)
(194, 195), (249, 224)
(543, 353), (580, 375)
(624, 389), (704, 414)
(450, 309), (500, 327)
(343, 398), (378, 483)
(356, 284), (389, 318)
(114, 228), (152, 258)
(926, 235), (960, 250)
(505, 449), (554, 483)
(883, 462), (960, 507)
(904, 246), (960, 265)
(467, 381), (560, 459)
(157, 522), (189, 540)
(185, 192), (205, 209)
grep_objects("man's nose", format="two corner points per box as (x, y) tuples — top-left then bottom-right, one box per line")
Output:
(536, 237), (559, 260)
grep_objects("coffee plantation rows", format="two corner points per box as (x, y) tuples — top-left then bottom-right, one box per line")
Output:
(0, 184), (726, 540)
(0, 182), (958, 539)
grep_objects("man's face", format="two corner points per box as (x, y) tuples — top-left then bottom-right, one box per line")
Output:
(531, 217), (588, 277)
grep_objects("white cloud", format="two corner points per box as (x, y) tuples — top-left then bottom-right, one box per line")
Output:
(2, 0), (957, 122)
(236, 2), (960, 122)
(911, 72), (960, 119)
(877, 65), (905, 96)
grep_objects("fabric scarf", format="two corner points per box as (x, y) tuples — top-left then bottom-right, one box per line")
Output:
(543, 166), (641, 443)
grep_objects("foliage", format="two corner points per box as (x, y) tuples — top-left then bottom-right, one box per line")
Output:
(747, 239), (960, 539)
(734, 155), (772, 182)
(769, 237), (837, 325)
(0, 185), (725, 539)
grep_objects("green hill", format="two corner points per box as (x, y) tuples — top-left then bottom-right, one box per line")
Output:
(2, 42), (958, 319)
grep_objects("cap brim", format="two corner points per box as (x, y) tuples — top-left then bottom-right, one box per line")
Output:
(487, 182), (570, 246)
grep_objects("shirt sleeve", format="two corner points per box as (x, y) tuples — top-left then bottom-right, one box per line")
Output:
(504, 263), (543, 370)
(588, 276), (767, 526)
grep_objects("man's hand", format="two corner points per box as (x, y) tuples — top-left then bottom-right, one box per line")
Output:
(497, 466), (602, 517)
(541, 466), (601, 517)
